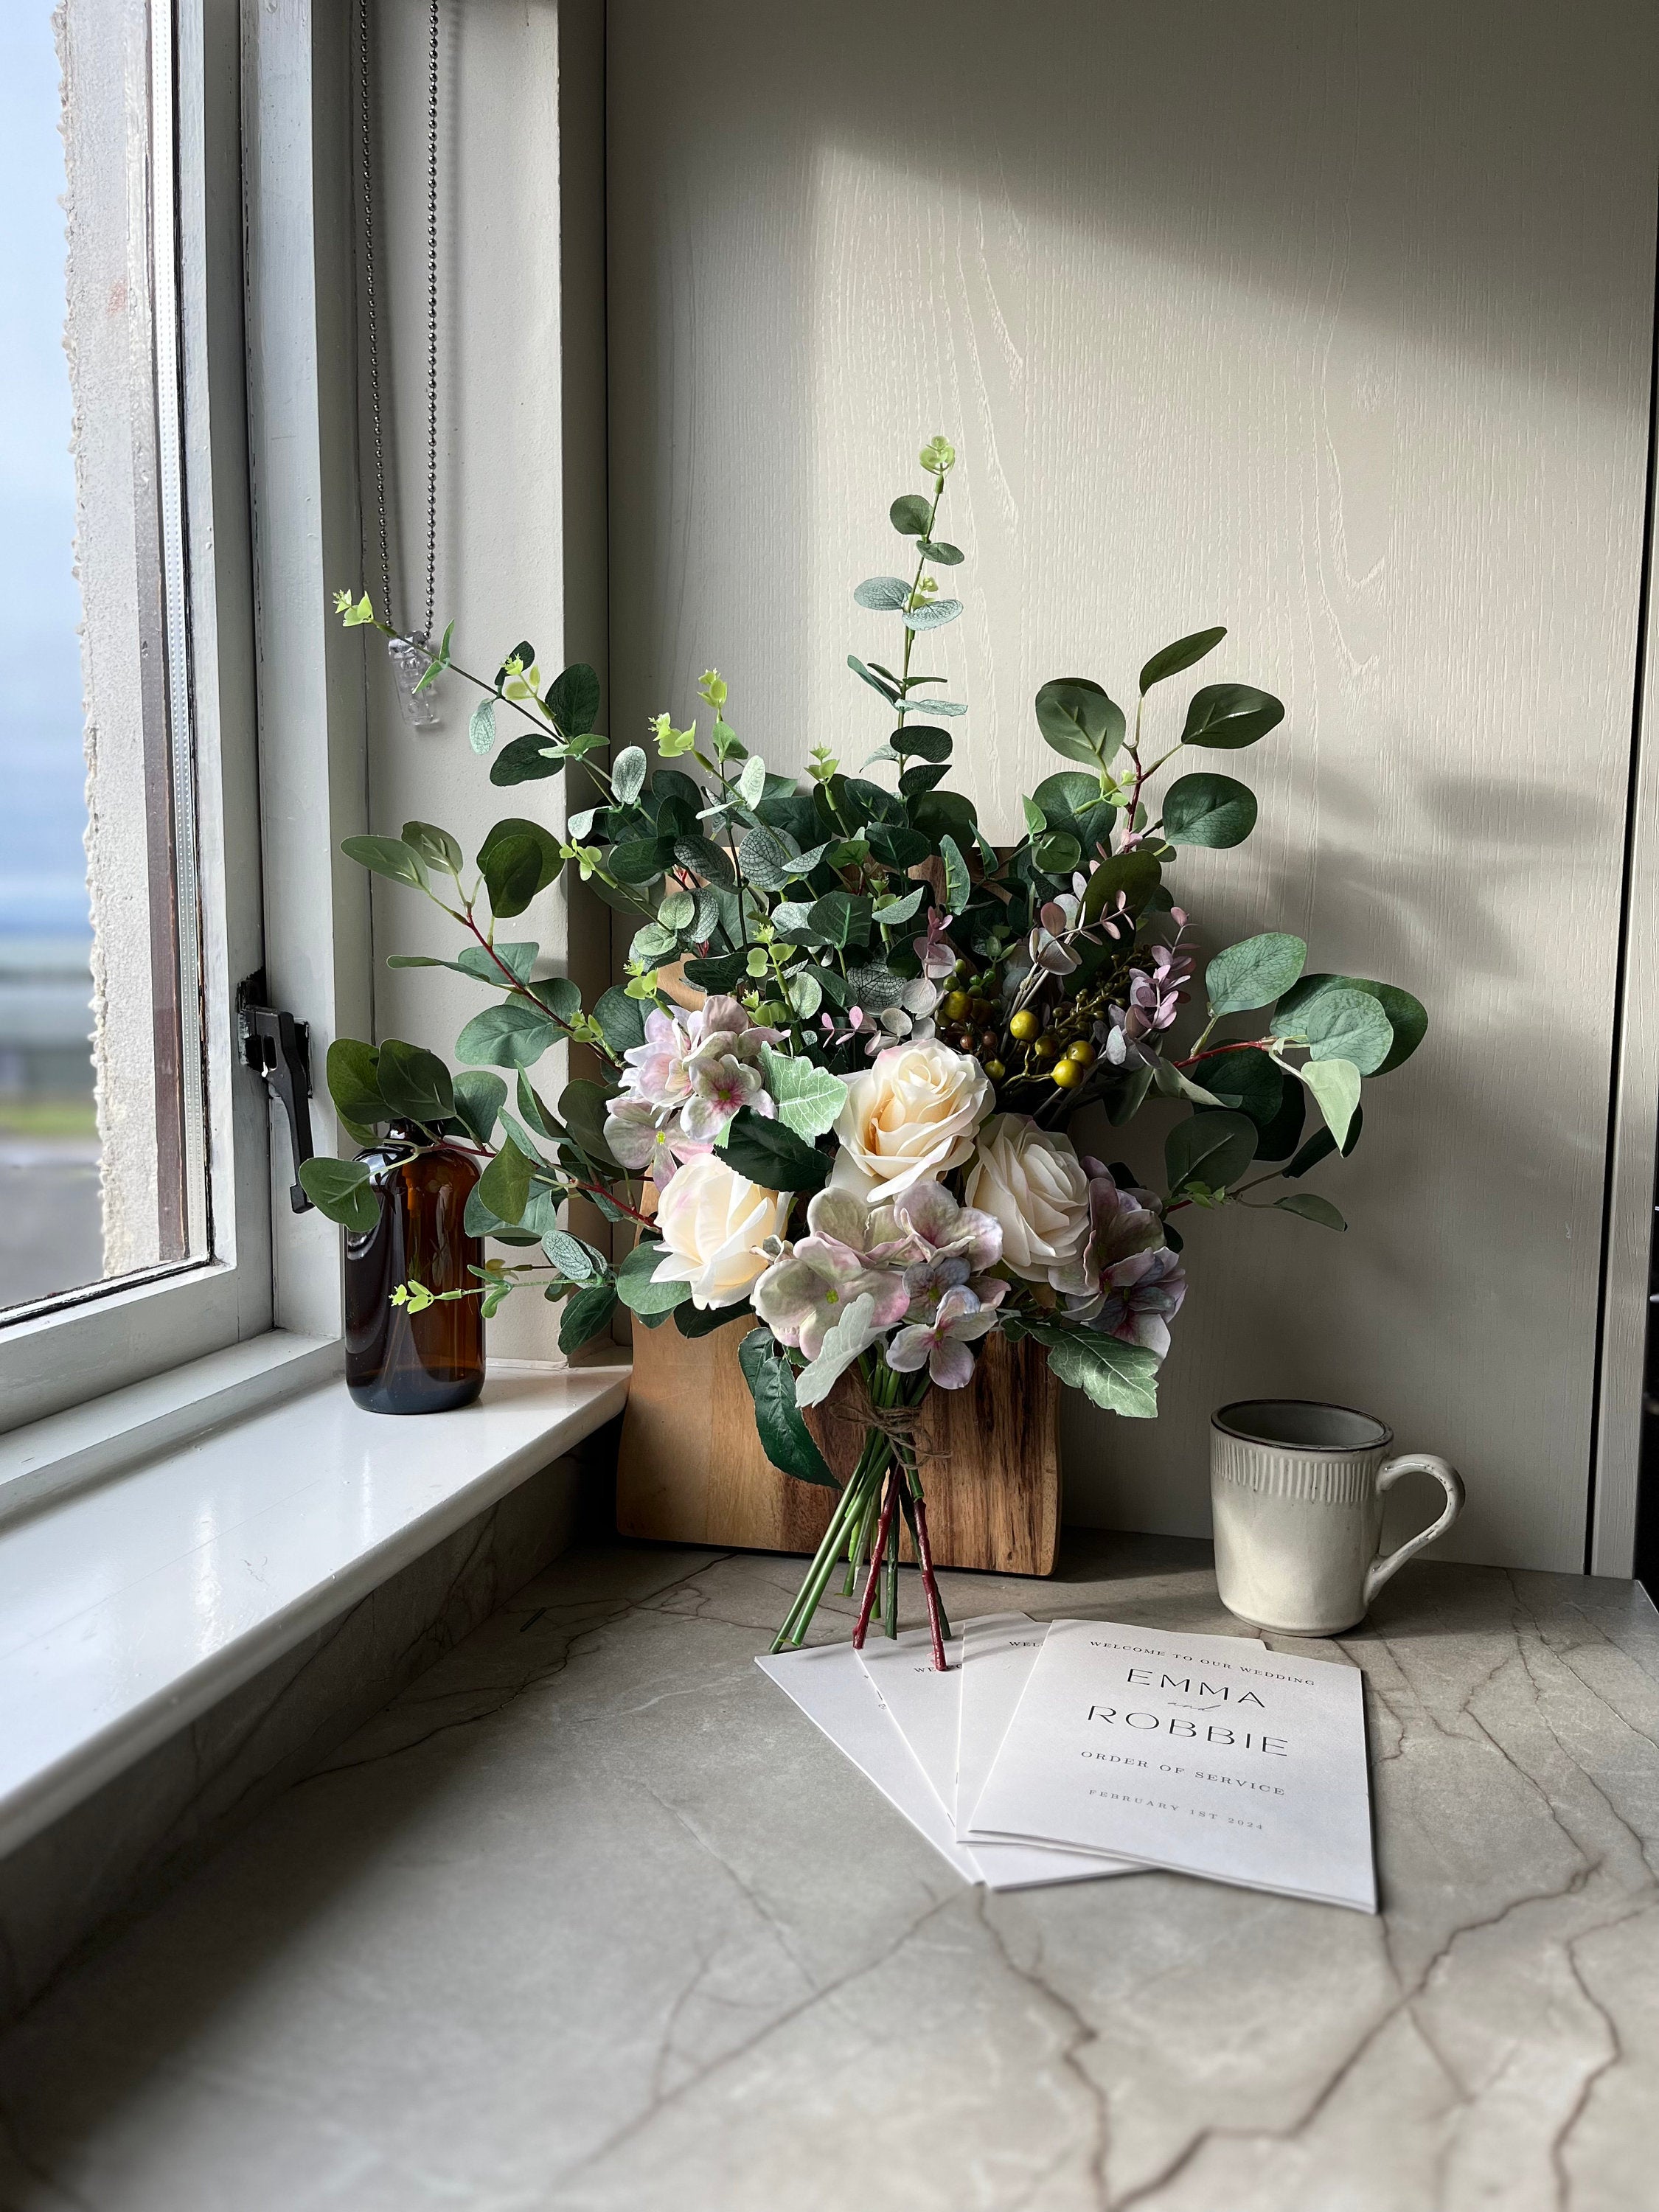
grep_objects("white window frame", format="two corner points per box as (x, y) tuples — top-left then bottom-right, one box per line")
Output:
(0, 0), (370, 1437)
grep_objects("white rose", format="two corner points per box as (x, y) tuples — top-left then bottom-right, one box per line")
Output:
(831, 1038), (992, 1203)
(651, 1155), (790, 1309)
(962, 1115), (1090, 1287)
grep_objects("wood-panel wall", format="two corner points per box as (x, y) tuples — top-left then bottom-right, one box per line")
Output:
(606, 0), (1659, 1571)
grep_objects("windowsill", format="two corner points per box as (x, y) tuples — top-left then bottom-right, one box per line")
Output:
(0, 1354), (630, 1859)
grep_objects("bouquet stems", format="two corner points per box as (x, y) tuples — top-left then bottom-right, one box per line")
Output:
(768, 1357), (953, 1670)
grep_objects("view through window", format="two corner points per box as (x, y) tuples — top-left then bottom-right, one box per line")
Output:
(0, 2), (208, 1317)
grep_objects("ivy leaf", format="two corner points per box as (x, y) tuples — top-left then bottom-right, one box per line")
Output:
(341, 835), (427, 890)
(1138, 626), (1227, 693)
(1276, 1192), (1347, 1231)
(1034, 678), (1125, 769)
(1164, 1109), (1257, 1197)
(721, 1105), (829, 1192)
(759, 1044), (848, 1141)
(737, 1327), (835, 1486)
(611, 745), (647, 805)
(1206, 932), (1307, 1017)
(1181, 682), (1285, 749)
(375, 1040), (453, 1126)
(1297, 1056), (1362, 1148)
(297, 1155), (380, 1235)
(477, 1136), (534, 1225)
(468, 698), (497, 755)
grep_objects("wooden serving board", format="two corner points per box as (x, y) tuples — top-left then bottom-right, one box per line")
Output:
(616, 1319), (1060, 1575)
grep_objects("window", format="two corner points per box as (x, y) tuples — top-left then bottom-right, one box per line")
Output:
(1, 0), (274, 1430)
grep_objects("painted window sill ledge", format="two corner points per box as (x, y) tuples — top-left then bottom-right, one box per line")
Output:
(0, 1346), (630, 1860)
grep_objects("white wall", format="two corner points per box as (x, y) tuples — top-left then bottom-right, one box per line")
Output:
(605, 0), (1659, 1571)
(355, 0), (607, 1362)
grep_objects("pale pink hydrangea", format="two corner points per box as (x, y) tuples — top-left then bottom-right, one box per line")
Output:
(604, 994), (779, 1183)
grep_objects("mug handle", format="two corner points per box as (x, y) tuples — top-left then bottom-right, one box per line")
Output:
(1363, 1455), (1464, 1607)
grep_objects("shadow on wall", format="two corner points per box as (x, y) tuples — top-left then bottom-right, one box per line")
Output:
(605, 0), (1657, 1571)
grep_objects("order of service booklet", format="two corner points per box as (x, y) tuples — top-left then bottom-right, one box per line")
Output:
(966, 1618), (1378, 1913)
(856, 1620), (1135, 1891)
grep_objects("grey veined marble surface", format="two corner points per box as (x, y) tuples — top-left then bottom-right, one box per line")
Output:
(1, 1534), (1656, 2212)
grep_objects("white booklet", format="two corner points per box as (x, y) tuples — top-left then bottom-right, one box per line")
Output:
(857, 1620), (1133, 1891)
(755, 1642), (979, 1884)
(967, 1618), (1377, 1913)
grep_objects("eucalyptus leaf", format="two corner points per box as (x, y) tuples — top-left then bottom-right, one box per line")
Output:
(1180, 682), (1285, 750)
(467, 698), (497, 755)
(548, 661), (600, 737)
(1298, 1055), (1362, 1148)
(1276, 1192), (1347, 1231)
(489, 734), (563, 785)
(477, 1136), (534, 1225)
(400, 820), (462, 874)
(889, 493), (933, 536)
(939, 833), (972, 915)
(847, 653), (900, 703)
(917, 540), (963, 566)
(481, 834), (543, 919)
(854, 575), (912, 612)
(611, 745), (647, 804)
(737, 825), (796, 891)
(297, 1155), (380, 1235)
(451, 1069), (506, 1147)
(477, 817), (562, 899)
(559, 1281), (618, 1353)
(891, 726), (953, 762)
(1278, 986), (1393, 1074)
(1139, 626), (1227, 693)
(1164, 1110), (1258, 1197)
(673, 834), (734, 888)
(1205, 932), (1307, 1016)
(456, 1002), (561, 1069)
(375, 1039), (453, 1126)
(738, 1327), (835, 1486)
(906, 696), (967, 716)
(1273, 973), (1428, 1075)
(902, 597), (962, 631)
(1034, 678), (1125, 768)
(614, 1237), (690, 1316)
(341, 835), (427, 890)
(1161, 771), (1257, 849)
(326, 1037), (386, 1129)
(593, 986), (647, 1055)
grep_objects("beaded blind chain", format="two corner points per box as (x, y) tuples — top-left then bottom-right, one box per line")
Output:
(357, 0), (443, 728)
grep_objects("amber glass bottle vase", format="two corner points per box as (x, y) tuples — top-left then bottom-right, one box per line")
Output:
(345, 1121), (485, 1413)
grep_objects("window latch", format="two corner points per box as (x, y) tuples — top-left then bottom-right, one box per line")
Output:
(237, 975), (316, 1213)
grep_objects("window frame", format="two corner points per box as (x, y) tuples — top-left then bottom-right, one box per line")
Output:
(0, 0), (369, 1433)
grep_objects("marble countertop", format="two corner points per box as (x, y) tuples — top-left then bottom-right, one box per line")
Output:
(0, 1533), (1655, 2211)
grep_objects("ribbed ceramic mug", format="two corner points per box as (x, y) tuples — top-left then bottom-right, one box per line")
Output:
(1210, 1399), (1463, 1635)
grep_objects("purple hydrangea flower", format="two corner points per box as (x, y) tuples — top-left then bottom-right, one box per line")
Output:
(885, 1285), (1001, 1389)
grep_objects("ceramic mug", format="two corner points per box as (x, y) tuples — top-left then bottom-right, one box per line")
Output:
(1210, 1399), (1464, 1635)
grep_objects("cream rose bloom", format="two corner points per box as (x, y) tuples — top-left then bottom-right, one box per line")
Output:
(651, 1155), (790, 1309)
(831, 1038), (992, 1202)
(962, 1115), (1090, 1287)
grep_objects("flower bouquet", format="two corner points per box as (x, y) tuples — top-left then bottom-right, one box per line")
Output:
(309, 436), (1426, 1668)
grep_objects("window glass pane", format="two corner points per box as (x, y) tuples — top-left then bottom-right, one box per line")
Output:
(0, 1), (207, 1318)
